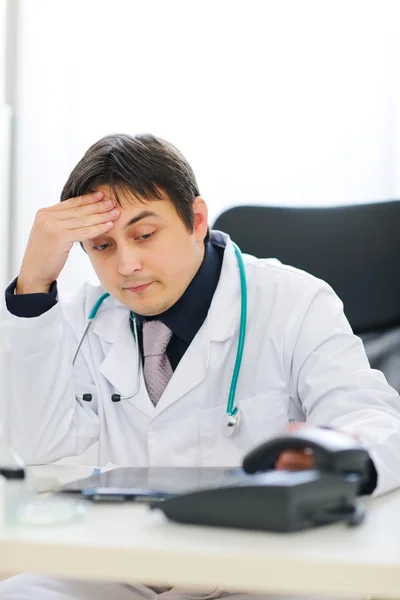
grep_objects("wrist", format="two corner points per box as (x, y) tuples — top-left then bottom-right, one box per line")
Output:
(16, 277), (52, 295)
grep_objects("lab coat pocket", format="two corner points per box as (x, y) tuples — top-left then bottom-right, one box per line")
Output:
(198, 390), (287, 467)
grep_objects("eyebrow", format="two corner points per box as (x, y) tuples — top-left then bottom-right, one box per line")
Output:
(124, 210), (162, 229)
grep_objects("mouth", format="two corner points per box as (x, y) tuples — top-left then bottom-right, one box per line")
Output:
(124, 282), (154, 293)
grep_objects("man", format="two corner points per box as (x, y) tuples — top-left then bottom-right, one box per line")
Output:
(2, 133), (400, 600)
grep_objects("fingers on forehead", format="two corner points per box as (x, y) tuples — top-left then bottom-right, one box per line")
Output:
(61, 192), (104, 209)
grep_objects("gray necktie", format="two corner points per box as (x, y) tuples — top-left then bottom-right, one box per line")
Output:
(142, 320), (173, 406)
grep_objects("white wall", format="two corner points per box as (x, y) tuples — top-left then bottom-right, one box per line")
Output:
(0, 0), (5, 101)
(11, 0), (399, 294)
(0, 0), (13, 428)
(0, 0), (11, 290)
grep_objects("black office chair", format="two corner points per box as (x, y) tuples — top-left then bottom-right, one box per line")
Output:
(213, 201), (400, 392)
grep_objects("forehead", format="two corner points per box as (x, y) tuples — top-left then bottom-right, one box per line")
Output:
(96, 184), (174, 222)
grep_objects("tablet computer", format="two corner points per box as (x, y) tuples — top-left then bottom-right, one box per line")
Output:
(57, 466), (245, 501)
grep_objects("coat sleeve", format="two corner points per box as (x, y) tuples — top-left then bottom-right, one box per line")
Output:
(286, 280), (400, 496)
(5, 299), (99, 465)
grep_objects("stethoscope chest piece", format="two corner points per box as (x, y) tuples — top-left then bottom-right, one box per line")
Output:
(223, 410), (241, 437)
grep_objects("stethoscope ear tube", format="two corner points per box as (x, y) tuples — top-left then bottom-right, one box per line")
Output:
(74, 304), (141, 403)
(73, 293), (111, 366)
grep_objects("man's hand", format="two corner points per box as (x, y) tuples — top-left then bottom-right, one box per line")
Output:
(275, 448), (314, 470)
(275, 422), (358, 471)
(17, 191), (120, 294)
(275, 422), (315, 471)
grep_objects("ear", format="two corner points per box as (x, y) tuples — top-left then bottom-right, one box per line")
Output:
(192, 197), (209, 242)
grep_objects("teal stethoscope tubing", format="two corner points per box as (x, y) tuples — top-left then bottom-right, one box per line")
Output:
(73, 243), (247, 431)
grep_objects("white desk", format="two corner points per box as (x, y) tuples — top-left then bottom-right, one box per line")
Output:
(1, 465), (400, 598)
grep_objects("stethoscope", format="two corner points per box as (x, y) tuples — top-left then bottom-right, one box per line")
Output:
(73, 243), (247, 437)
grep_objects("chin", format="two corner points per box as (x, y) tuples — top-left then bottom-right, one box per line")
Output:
(136, 298), (175, 317)
(118, 286), (177, 317)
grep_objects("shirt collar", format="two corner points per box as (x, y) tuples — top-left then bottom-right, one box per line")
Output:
(135, 238), (224, 345)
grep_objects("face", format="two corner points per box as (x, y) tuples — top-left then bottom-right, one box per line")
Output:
(83, 186), (208, 316)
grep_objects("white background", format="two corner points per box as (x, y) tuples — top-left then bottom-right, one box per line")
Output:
(3, 0), (400, 294)
(0, 0), (10, 290)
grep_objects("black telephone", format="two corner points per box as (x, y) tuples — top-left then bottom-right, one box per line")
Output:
(156, 427), (370, 532)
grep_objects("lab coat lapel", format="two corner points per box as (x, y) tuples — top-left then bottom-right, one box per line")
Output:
(154, 235), (242, 415)
(206, 235), (241, 343)
(93, 305), (154, 418)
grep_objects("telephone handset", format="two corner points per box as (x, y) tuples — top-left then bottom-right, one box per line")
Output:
(242, 426), (369, 476)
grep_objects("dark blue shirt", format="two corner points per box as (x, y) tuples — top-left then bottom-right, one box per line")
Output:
(134, 240), (224, 369)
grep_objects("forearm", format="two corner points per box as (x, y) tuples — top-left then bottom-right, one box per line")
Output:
(289, 282), (400, 496)
(6, 303), (98, 464)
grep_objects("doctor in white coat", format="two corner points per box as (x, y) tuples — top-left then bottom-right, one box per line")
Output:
(2, 133), (400, 600)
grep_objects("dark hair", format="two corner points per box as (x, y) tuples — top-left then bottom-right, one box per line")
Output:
(60, 133), (201, 233)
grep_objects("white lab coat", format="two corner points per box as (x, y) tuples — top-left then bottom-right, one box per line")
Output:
(5, 232), (400, 496)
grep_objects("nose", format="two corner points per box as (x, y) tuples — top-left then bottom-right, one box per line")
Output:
(116, 246), (142, 276)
